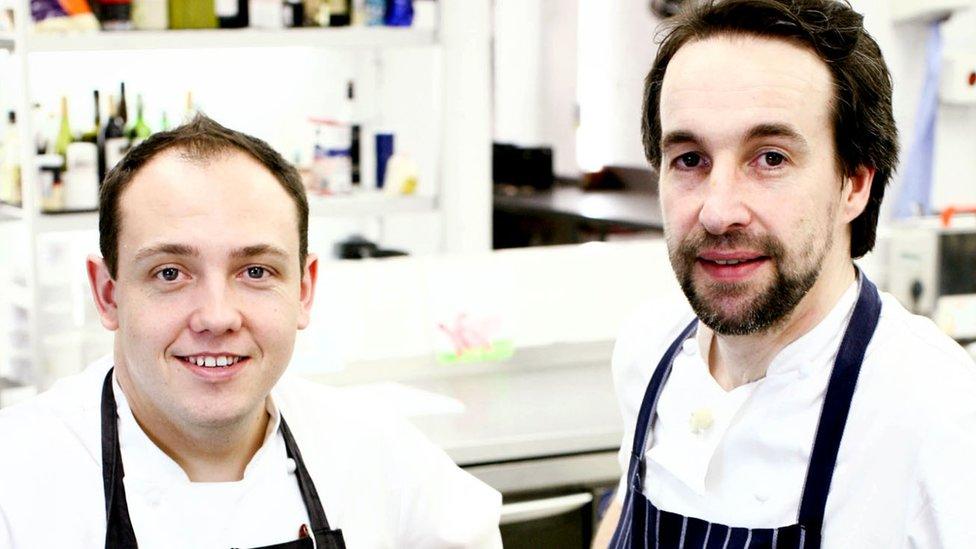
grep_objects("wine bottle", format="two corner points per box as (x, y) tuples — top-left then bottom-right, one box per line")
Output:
(80, 90), (101, 144)
(54, 96), (72, 163)
(98, 95), (127, 182)
(118, 82), (128, 126)
(126, 94), (152, 145)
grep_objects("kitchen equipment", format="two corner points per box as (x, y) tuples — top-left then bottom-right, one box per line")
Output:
(887, 209), (976, 340)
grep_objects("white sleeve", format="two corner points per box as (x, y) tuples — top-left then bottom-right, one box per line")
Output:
(389, 416), (502, 549)
(906, 407), (976, 547)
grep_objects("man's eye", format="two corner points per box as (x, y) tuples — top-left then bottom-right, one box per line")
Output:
(677, 152), (702, 168)
(157, 267), (180, 282)
(246, 266), (268, 279)
(759, 151), (786, 168)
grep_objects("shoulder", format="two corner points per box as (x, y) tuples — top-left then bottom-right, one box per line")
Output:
(0, 356), (109, 465)
(271, 375), (502, 546)
(866, 293), (976, 400)
(0, 358), (109, 543)
(858, 292), (976, 436)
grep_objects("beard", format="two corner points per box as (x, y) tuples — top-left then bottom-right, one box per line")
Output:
(667, 227), (830, 336)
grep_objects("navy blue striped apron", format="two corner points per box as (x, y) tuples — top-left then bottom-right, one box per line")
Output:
(610, 275), (882, 548)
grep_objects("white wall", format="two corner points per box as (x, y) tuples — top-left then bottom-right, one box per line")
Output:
(493, 0), (579, 176)
(576, 0), (658, 171)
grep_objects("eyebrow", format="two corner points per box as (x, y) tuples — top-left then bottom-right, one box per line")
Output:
(744, 123), (809, 152)
(660, 123), (810, 153)
(133, 243), (290, 263)
(660, 130), (703, 153)
(133, 243), (199, 263)
(230, 244), (290, 261)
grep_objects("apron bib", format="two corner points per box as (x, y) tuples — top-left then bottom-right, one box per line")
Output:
(610, 275), (882, 549)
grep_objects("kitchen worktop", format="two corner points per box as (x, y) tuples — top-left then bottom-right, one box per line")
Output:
(304, 341), (624, 466)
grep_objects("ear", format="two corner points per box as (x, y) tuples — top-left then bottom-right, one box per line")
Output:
(297, 253), (319, 330)
(841, 165), (875, 224)
(87, 255), (119, 331)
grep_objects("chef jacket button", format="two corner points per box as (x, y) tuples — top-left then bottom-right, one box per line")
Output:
(681, 339), (698, 355)
(286, 458), (297, 474)
(689, 407), (714, 434)
(754, 491), (770, 503)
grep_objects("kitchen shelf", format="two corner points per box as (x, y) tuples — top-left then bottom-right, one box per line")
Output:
(308, 192), (436, 217)
(0, 31), (15, 51)
(26, 27), (437, 53)
(0, 202), (23, 221)
(9, 194), (434, 234)
(32, 209), (99, 233)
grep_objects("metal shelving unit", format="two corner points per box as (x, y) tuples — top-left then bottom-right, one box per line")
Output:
(27, 26), (436, 52)
(0, 0), (491, 395)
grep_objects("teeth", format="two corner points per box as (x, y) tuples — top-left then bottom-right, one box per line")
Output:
(183, 355), (242, 368)
(715, 259), (745, 265)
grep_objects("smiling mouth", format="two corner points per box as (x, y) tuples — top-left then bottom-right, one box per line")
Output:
(176, 355), (248, 368)
(700, 257), (767, 266)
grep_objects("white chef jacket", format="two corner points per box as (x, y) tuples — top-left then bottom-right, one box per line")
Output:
(612, 281), (976, 548)
(0, 357), (502, 548)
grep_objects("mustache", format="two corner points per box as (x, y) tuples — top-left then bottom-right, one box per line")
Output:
(676, 230), (785, 260)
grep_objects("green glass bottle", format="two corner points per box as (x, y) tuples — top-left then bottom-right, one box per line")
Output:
(127, 95), (152, 145)
(169, 0), (217, 29)
(54, 96), (72, 163)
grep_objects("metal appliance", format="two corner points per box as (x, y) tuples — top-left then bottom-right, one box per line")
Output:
(887, 210), (976, 341)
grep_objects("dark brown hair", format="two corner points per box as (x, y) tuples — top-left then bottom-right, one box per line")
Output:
(99, 114), (309, 278)
(643, 0), (898, 258)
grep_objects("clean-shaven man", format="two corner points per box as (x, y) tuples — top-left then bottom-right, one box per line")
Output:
(0, 115), (502, 548)
(594, 0), (976, 547)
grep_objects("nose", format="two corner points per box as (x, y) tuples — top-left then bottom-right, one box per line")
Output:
(698, 160), (751, 235)
(188, 278), (243, 335)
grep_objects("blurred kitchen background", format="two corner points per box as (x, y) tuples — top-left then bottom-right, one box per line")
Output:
(0, 0), (974, 545)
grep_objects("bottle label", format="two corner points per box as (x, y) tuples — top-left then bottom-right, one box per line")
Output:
(105, 137), (129, 172)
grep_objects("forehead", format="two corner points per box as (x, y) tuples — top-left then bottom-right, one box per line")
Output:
(117, 149), (299, 262)
(659, 34), (834, 144)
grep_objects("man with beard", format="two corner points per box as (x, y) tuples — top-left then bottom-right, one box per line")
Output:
(593, 0), (976, 547)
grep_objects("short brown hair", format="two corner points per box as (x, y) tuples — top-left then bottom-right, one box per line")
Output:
(643, 0), (898, 258)
(99, 114), (309, 278)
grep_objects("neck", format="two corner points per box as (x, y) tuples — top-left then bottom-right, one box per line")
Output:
(114, 370), (270, 482)
(699, 261), (856, 391)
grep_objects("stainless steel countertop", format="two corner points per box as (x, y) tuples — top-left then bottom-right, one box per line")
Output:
(304, 341), (624, 466)
(408, 358), (623, 466)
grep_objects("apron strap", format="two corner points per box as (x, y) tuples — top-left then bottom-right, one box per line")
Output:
(279, 417), (332, 532)
(797, 275), (882, 532)
(100, 368), (140, 549)
(608, 317), (697, 548)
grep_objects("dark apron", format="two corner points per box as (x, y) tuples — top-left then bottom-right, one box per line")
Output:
(609, 275), (882, 548)
(100, 368), (346, 549)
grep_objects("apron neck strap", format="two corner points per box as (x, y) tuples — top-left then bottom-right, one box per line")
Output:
(796, 274), (882, 531)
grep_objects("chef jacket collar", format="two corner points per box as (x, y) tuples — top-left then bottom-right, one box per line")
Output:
(112, 373), (283, 487)
(765, 274), (861, 379)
